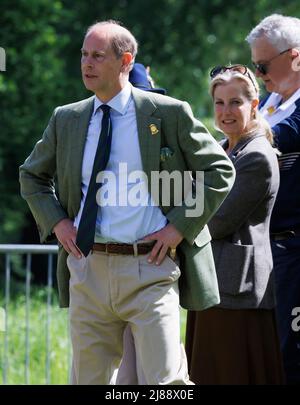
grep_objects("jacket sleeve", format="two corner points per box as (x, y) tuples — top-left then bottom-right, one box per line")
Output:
(208, 150), (273, 239)
(19, 107), (68, 243)
(166, 101), (236, 244)
(272, 99), (300, 153)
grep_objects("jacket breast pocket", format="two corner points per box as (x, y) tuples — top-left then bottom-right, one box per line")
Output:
(212, 240), (255, 296)
(160, 152), (186, 173)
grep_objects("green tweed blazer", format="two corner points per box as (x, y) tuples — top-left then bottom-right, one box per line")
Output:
(19, 87), (235, 310)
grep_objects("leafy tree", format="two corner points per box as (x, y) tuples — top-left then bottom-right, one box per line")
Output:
(1, 0), (299, 245)
(0, 0), (75, 242)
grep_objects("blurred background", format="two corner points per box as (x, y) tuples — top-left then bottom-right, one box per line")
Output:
(1, 0), (300, 247)
(0, 0), (299, 384)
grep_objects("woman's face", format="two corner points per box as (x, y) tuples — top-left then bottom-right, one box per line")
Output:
(213, 79), (257, 137)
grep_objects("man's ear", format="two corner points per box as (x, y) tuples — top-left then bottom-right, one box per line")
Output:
(291, 48), (300, 73)
(291, 48), (300, 58)
(121, 52), (133, 73)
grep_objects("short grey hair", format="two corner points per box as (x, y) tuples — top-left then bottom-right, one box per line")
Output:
(86, 20), (138, 67)
(246, 14), (300, 52)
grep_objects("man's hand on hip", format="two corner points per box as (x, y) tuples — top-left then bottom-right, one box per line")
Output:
(53, 218), (82, 259)
(143, 223), (183, 266)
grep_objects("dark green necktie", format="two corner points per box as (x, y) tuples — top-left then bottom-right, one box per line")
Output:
(76, 105), (112, 256)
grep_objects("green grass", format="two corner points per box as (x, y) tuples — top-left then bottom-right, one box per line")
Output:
(180, 308), (187, 344)
(0, 307), (5, 332)
(0, 289), (70, 385)
(0, 289), (187, 385)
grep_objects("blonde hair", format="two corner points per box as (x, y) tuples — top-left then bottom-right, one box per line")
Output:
(210, 68), (274, 144)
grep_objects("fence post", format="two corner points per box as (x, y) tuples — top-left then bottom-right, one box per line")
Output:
(3, 254), (11, 384)
(0, 47), (6, 71)
(46, 253), (53, 384)
(25, 254), (31, 384)
(0, 245), (70, 385)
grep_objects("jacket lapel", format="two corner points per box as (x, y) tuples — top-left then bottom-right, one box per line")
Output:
(69, 97), (94, 217)
(221, 133), (266, 162)
(132, 87), (161, 184)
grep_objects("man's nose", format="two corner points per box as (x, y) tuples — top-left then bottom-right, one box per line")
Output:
(81, 55), (93, 68)
(254, 67), (263, 78)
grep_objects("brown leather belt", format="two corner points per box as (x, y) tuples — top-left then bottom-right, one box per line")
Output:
(92, 242), (154, 255)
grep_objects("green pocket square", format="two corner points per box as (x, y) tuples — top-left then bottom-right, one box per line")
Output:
(160, 147), (174, 162)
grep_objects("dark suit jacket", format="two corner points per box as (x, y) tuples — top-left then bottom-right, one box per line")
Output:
(209, 134), (280, 309)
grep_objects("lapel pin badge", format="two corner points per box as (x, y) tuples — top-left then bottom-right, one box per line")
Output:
(149, 124), (159, 135)
(169, 247), (176, 260)
(267, 106), (276, 115)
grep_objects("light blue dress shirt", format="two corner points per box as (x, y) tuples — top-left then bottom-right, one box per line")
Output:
(74, 83), (167, 243)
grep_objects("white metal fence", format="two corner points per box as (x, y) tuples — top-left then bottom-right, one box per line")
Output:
(0, 244), (71, 385)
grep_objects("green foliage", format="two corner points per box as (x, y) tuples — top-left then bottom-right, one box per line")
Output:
(0, 307), (5, 332)
(1, 0), (300, 242)
(0, 1), (74, 243)
(180, 307), (187, 343)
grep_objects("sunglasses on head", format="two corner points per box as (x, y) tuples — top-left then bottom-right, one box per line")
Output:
(209, 64), (256, 89)
(252, 48), (291, 75)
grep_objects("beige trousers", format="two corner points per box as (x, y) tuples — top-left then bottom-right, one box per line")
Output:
(116, 325), (190, 385)
(67, 251), (191, 385)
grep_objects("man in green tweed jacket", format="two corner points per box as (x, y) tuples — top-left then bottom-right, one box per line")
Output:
(20, 20), (235, 385)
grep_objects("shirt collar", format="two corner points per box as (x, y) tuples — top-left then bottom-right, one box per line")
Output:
(93, 82), (132, 116)
(279, 87), (300, 111)
(261, 87), (300, 115)
(220, 133), (266, 160)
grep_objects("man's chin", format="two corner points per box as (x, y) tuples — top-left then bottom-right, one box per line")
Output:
(82, 81), (94, 92)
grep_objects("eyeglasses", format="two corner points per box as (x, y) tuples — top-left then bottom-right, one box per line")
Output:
(210, 64), (256, 89)
(252, 48), (291, 75)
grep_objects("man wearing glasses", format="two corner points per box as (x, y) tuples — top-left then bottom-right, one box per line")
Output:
(247, 14), (300, 385)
